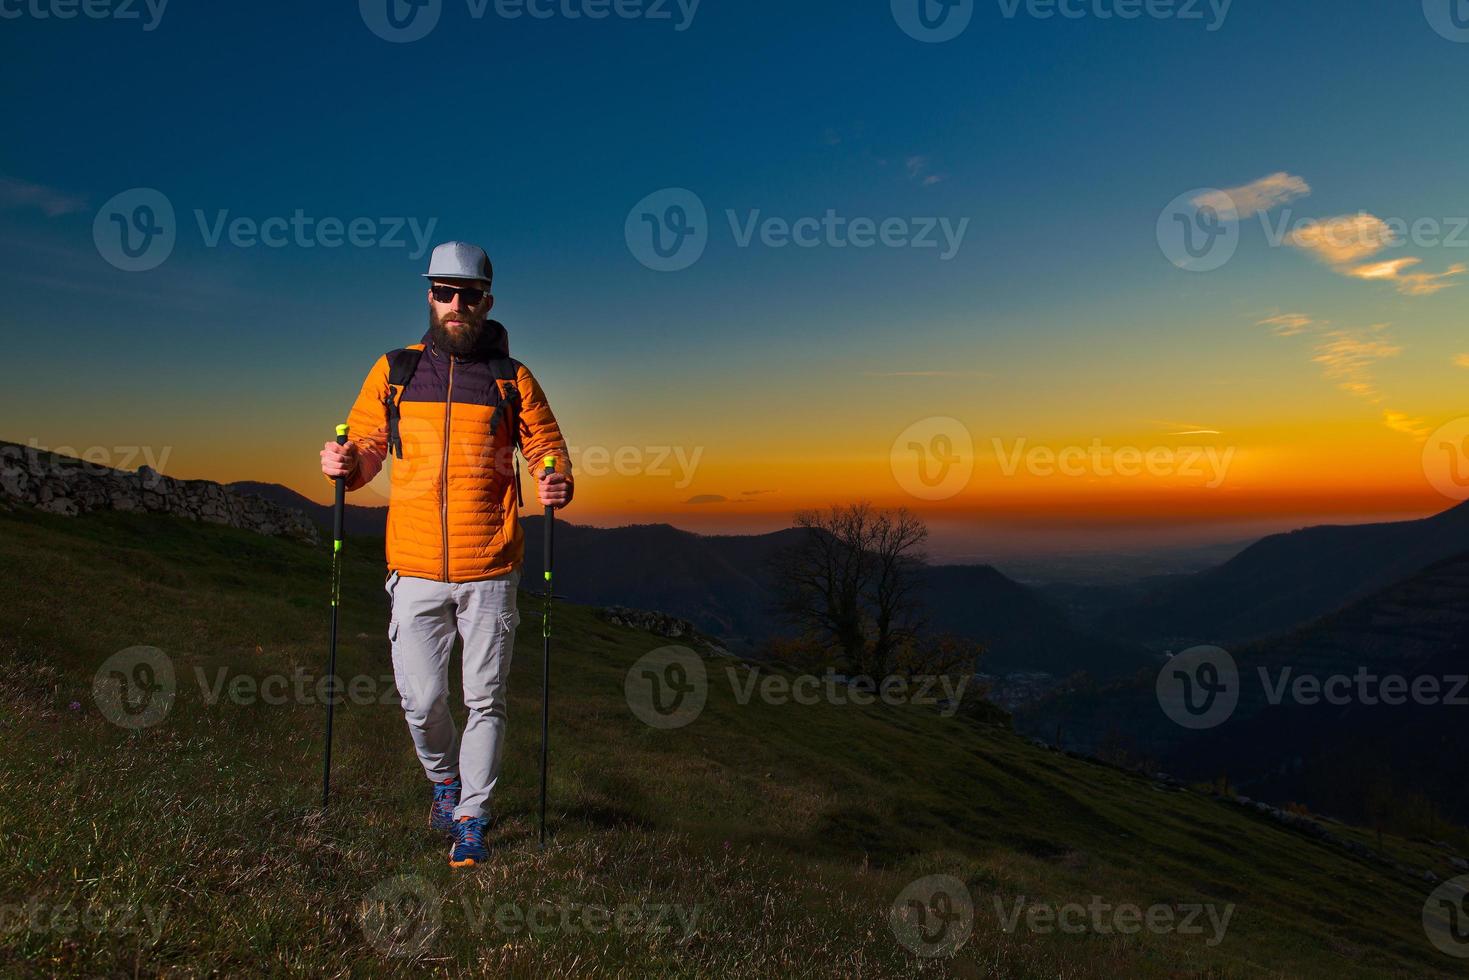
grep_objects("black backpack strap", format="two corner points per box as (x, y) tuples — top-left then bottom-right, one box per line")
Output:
(487, 357), (524, 507)
(382, 347), (423, 460)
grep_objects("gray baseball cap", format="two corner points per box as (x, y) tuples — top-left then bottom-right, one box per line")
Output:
(423, 241), (493, 284)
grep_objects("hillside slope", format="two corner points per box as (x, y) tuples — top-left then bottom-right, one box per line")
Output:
(1, 505), (1462, 976)
(1022, 550), (1469, 825)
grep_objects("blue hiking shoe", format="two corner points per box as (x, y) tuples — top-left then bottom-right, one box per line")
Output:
(429, 777), (461, 832)
(449, 815), (490, 869)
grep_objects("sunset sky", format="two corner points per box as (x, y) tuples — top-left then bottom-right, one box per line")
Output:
(1, 1), (1466, 562)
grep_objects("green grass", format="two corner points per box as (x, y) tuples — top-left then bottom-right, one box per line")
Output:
(0, 504), (1462, 977)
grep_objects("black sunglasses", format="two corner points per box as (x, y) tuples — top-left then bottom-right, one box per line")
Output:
(431, 283), (488, 306)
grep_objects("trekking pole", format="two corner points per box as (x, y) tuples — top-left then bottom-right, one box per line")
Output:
(322, 423), (349, 809)
(539, 454), (556, 849)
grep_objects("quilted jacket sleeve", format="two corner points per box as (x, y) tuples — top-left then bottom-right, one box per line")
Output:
(515, 363), (574, 505)
(325, 354), (391, 493)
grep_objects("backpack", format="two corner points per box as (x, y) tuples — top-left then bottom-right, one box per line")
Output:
(382, 344), (525, 508)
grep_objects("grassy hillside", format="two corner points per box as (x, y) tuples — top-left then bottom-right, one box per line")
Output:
(0, 504), (1463, 977)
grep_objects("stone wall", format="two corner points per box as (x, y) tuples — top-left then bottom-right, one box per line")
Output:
(0, 442), (319, 544)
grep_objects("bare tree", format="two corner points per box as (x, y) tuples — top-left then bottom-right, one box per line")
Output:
(769, 502), (931, 677)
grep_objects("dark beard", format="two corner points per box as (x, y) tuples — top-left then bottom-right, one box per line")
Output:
(428, 309), (490, 358)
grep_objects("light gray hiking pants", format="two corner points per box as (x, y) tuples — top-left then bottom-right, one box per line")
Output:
(386, 568), (521, 820)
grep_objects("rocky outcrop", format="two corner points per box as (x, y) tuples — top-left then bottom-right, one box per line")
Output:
(595, 605), (729, 655)
(0, 441), (319, 544)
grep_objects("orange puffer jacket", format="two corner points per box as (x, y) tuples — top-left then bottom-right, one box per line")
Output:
(335, 321), (572, 582)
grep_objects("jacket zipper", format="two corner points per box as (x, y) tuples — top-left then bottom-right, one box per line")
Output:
(441, 356), (454, 581)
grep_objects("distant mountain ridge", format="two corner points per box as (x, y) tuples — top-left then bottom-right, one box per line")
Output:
(1100, 500), (1469, 647)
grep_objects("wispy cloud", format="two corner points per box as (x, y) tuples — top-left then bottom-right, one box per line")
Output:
(1253, 312), (1430, 439)
(1147, 419), (1222, 435)
(1256, 313), (1321, 337)
(0, 175), (86, 217)
(1383, 410), (1434, 438)
(1285, 213), (1395, 266)
(862, 369), (991, 378)
(905, 155), (945, 186)
(1455, 354), (1469, 369)
(1310, 325), (1401, 403)
(1346, 257), (1467, 296)
(1195, 172), (1310, 220)
(1283, 211), (1465, 296)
